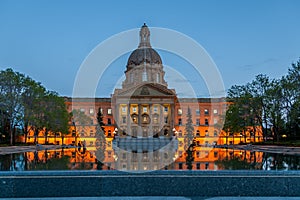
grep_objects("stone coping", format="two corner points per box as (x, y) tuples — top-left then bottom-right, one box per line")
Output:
(1, 171), (300, 198)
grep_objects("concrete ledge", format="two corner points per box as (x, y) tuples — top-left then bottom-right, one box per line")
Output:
(1, 171), (300, 198)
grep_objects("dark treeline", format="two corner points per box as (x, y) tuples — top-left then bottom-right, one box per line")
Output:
(0, 68), (69, 145)
(223, 60), (300, 142)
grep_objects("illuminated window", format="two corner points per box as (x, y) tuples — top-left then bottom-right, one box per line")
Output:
(213, 109), (218, 114)
(204, 109), (209, 115)
(132, 107), (137, 113)
(107, 108), (112, 115)
(143, 107), (147, 113)
(178, 108), (182, 115)
(89, 108), (94, 115)
(122, 106), (126, 113)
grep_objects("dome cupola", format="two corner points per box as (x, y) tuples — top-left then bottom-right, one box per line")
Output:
(126, 23), (162, 71)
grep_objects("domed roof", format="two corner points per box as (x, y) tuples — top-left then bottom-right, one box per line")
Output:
(126, 23), (162, 71)
(127, 47), (162, 67)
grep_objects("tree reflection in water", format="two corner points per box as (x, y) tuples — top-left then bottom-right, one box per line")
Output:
(1, 148), (300, 171)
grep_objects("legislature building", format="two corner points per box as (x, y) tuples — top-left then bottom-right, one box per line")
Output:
(25, 24), (263, 170)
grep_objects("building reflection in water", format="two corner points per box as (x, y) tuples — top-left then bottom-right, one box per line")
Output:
(3, 143), (300, 171)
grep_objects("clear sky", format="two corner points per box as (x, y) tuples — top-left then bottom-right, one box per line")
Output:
(0, 0), (299, 97)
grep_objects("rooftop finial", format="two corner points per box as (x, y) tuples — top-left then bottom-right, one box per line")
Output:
(139, 23), (151, 48)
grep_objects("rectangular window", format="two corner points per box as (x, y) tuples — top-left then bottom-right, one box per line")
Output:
(80, 108), (85, 112)
(122, 107), (126, 113)
(196, 109), (200, 115)
(107, 118), (111, 125)
(196, 163), (200, 170)
(107, 108), (112, 115)
(205, 118), (209, 126)
(89, 108), (94, 115)
(213, 109), (218, 114)
(178, 118), (182, 125)
(143, 107), (147, 113)
(164, 106), (168, 112)
(196, 119), (200, 126)
(213, 118), (218, 124)
(132, 107), (137, 113)
(204, 109), (209, 115)
(142, 71), (147, 82)
(122, 117), (126, 124)
(178, 108), (182, 115)
(153, 106), (158, 113)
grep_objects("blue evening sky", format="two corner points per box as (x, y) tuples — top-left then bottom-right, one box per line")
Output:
(0, 0), (299, 97)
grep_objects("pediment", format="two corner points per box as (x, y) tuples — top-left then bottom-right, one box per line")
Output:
(115, 83), (176, 97)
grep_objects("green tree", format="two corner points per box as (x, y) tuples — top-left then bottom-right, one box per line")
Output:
(95, 107), (106, 170)
(281, 61), (300, 137)
(184, 107), (195, 170)
(21, 77), (47, 144)
(0, 68), (26, 145)
(43, 92), (70, 144)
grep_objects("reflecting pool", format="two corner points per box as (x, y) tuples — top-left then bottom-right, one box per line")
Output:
(1, 146), (300, 171)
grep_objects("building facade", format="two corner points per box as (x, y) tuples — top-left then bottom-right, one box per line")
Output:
(25, 24), (263, 170)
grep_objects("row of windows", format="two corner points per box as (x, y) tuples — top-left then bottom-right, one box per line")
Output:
(178, 162), (211, 170)
(177, 108), (218, 116)
(176, 130), (219, 137)
(78, 107), (223, 117)
(79, 108), (112, 115)
(121, 106), (169, 114)
(178, 118), (218, 126)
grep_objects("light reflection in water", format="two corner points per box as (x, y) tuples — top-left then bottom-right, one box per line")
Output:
(1, 147), (300, 171)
